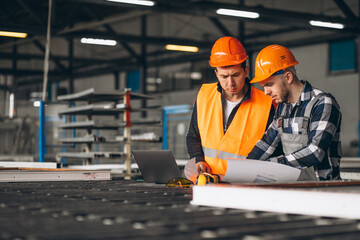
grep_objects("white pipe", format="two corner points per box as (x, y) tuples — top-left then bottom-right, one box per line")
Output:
(42, 0), (52, 101)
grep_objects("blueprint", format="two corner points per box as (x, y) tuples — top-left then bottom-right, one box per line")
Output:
(223, 159), (301, 183)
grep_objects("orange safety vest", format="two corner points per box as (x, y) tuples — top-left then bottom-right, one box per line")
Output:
(197, 83), (272, 175)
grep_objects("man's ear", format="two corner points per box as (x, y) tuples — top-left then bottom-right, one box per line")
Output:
(245, 65), (249, 77)
(285, 71), (294, 84)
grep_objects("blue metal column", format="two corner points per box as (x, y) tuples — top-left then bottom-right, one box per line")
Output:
(163, 109), (168, 150)
(61, 115), (67, 166)
(39, 101), (46, 162)
(72, 103), (76, 147)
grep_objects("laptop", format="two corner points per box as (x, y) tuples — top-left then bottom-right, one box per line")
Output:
(131, 150), (182, 184)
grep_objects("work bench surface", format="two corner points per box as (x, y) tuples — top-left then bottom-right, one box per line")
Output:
(1, 179), (360, 240)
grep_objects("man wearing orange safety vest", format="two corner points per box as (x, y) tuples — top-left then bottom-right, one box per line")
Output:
(185, 36), (277, 184)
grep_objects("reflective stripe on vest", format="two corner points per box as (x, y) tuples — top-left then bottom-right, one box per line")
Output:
(197, 83), (272, 175)
(202, 146), (245, 160)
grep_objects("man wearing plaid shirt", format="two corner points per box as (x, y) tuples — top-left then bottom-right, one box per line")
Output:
(247, 45), (342, 181)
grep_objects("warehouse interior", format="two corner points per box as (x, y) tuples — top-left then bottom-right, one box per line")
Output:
(1, 0), (360, 239)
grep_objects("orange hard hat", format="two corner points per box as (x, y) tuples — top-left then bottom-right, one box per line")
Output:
(251, 44), (299, 83)
(209, 36), (248, 67)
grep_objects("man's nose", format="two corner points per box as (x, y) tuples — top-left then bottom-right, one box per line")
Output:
(228, 76), (235, 84)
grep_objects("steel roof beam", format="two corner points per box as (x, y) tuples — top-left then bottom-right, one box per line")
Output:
(246, 26), (309, 40)
(63, 30), (212, 48)
(70, 32), (357, 75)
(33, 40), (67, 71)
(5, 0), (358, 53)
(0, 68), (64, 76)
(83, 5), (141, 63)
(61, 3), (84, 29)
(15, 0), (68, 72)
(208, 17), (233, 36)
(58, 9), (150, 35)
(0, 24), (48, 36)
(14, 32), (356, 86)
(181, 1), (360, 28)
(16, 0), (45, 27)
(332, 0), (358, 20)
(69, 0), (360, 33)
(0, 52), (108, 64)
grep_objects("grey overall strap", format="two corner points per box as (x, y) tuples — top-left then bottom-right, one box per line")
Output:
(301, 93), (327, 132)
(277, 104), (287, 134)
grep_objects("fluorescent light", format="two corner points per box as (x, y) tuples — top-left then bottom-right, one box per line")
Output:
(33, 101), (41, 108)
(107, 0), (155, 6)
(216, 8), (259, 19)
(165, 44), (199, 53)
(147, 77), (162, 84)
(0, 31), (27, 38)
(309, 20), (344, 29)
(190, 72), (202, 80)
(80, 38), (117, 46)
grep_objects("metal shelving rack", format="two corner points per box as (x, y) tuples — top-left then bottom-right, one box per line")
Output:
(56, 88), (162, 179)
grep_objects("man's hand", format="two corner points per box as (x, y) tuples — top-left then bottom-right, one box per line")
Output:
(196, 161), (211, 174)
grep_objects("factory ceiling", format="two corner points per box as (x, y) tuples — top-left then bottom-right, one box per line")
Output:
(0, 0), (359, 88)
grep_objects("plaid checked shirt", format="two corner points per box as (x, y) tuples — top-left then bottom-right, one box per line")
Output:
(247, 81), (342, 180)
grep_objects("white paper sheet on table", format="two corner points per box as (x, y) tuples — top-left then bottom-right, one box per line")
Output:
(223, 159), (301, 183)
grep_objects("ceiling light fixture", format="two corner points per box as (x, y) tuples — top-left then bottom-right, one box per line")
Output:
(107, 0), (155, 6)
(165, 44), (199, 53)
(216, 8), (260, 19)
(0, 31), (27, 38)
(309, 20), (344, 29)
(33, 101), (41, 108)
(81, 38), (117, 46)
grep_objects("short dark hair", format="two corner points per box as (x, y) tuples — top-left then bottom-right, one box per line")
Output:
(240, 61), (246, 70)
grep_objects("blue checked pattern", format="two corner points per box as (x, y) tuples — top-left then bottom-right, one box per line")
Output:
(247, 81), (342, 180)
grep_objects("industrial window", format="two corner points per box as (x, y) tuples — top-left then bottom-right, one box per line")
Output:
(126, 71), (140, 92)
(329, 39), (356, 73)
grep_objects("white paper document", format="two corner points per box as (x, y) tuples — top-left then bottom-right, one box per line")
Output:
(223, 159), (300, 183)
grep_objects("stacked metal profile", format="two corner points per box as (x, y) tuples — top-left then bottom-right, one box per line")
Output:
(56, 88), (162, 176)
(1, 180), (360, 240)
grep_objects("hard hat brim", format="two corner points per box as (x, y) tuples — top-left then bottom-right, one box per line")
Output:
(250, 60), (298, 84)
(209, 56), (248, 68)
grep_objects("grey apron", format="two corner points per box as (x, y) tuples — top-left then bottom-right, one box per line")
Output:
(278, 94), (326, 181)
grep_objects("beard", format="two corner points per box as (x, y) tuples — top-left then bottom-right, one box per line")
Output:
(279, 89), (290, 103)
(278, 80), (290, 103)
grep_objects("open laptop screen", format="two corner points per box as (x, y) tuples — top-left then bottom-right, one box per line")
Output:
(132, 150), (182, 184)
